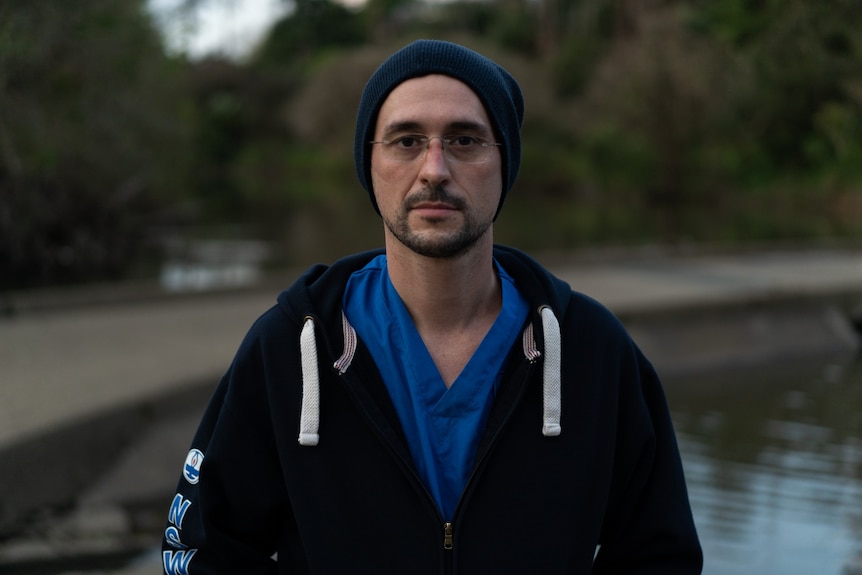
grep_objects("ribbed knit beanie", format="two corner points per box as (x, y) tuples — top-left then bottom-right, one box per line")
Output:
(354, 39), (524, 220)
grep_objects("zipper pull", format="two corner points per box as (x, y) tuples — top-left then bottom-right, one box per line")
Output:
(443, 522), (453, 550)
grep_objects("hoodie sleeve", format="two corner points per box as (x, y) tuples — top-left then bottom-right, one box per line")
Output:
(593, 345), (703, 574)
(161, 314), (300, 575)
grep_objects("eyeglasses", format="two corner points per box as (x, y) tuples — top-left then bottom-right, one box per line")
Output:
(369, 135), (501, 164)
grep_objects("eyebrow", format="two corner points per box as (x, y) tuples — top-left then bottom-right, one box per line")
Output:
(380, 120), (492, 138)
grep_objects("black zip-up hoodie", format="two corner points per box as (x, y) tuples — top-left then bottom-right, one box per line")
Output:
(162, 246), (703, 574)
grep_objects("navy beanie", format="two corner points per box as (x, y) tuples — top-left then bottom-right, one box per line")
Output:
(354, 39), (524, 219)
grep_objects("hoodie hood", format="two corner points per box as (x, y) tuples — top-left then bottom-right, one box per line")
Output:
(277, 246), (574, 446)
(277, 246), (573, 326)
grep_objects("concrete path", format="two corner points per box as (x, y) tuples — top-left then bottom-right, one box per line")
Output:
(1, 246), (861, 573)
(552, 247), (862, 313)
(0, 291), (276, 453)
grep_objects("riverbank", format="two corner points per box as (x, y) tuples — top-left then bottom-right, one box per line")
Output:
(1, 247), (860, 573)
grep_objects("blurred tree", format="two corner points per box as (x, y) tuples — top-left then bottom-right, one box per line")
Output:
(135, 0), (862, 270)
(0, 0), (192, 289)
(574, 3), (742, 242)
(184, 0), (367, 248)
(255, 0), (366, 70)
(237, 45), (388, 263)
(489, 0), (538, 56)
(549, 0), (616, 97)
(4, 0), (861, 291)
(186, 58), (251, 227)
(688, 0), (862, 239)
(691, 0), (862, 172)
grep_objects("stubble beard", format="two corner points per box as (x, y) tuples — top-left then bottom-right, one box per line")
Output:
(383, 184), (492, 259)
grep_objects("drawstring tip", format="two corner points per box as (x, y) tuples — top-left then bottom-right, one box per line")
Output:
(542, 423), (561, 437)
(298, 433), (320, 446)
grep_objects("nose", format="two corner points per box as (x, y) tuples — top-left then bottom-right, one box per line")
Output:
(418, 137), (451, 184)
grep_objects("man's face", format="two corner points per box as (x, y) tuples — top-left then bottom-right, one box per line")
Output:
(370, 74), (503, 259)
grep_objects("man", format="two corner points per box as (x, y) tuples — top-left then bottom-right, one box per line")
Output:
(162, 39), (702, 574)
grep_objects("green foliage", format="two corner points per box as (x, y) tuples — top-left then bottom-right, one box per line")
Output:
(255, 0), (366, 71)
(206, 0), (862, 258)
(0, 0), (193, 289)
(689, 0), (777, 46)
(548, 0), (616, 97)
(551, 36), (603, 98)
(487, 6), (538, 55)
(7, 0), (862, 287)
(434, 3), (499, 37)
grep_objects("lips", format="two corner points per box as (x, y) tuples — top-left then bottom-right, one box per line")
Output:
(410, 201), (459, 219)
(412, 200), (457, 210)
(404, 184), (466, 218)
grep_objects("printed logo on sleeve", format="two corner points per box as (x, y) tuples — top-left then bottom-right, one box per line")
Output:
(165, 525), (187, 550)
(168, 493), (192, 529)
(163, 548), (196, 575)
(165, 492), (192, 549)
(183, 448), (204, 485)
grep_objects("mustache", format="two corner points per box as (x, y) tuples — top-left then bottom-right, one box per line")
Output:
(405, 184), (466, 210)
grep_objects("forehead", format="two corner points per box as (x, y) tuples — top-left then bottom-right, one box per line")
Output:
(375, 74), (491, 133)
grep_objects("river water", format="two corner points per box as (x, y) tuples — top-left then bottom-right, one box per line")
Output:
(666, 357), (862, 575)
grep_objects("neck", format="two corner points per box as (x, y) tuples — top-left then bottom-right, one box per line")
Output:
(384, 235), (501, 335)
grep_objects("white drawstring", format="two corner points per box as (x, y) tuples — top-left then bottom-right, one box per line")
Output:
(298, 307), (562, 446)
(540, 306), (562, 437)
(298, 317), (320, 446)
(333, 312), (357, 374)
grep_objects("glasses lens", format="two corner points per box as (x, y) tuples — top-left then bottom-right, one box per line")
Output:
(445, 137), (489, 163)
(374, 136), (496, 164)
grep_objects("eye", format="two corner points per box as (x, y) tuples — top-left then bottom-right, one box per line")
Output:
(448, 135), (482, 147)
(391, 135), (425, 149)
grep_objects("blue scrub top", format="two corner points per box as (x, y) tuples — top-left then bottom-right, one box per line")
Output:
(344, 255), (528, 519)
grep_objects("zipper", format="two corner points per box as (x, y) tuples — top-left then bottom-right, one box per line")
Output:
(445, 357), (538, 545)
(335, 367), (449, 544)
(335, 327), (538, 564)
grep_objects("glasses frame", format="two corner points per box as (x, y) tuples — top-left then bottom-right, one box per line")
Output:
(369, 134), (502, 165)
